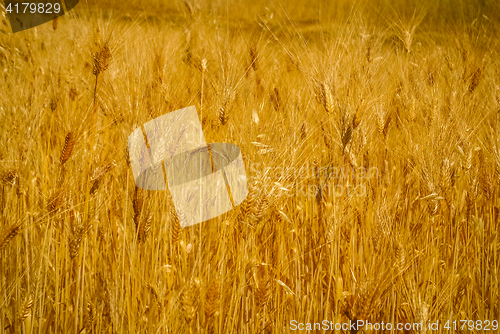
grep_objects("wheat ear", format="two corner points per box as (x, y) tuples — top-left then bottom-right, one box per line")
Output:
(60, 132), (74, 164)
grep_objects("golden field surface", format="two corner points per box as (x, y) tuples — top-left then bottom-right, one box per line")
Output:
(0, 0), (500, 333)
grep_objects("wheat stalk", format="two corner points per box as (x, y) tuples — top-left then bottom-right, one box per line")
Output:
(60, 132), (74, 165)
(19, 294), (33, 321)
(182, 280), (198, 329)
(0, 221), (22, 252)
(171, 205), (181, 244)
(205, 280), (220, 321)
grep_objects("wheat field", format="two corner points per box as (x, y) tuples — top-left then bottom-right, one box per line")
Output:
(0, 0), (499, 333)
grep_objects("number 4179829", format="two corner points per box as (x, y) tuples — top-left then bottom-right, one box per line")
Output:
(5, 3), (62, 14)
(443, 320), (498, 331)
